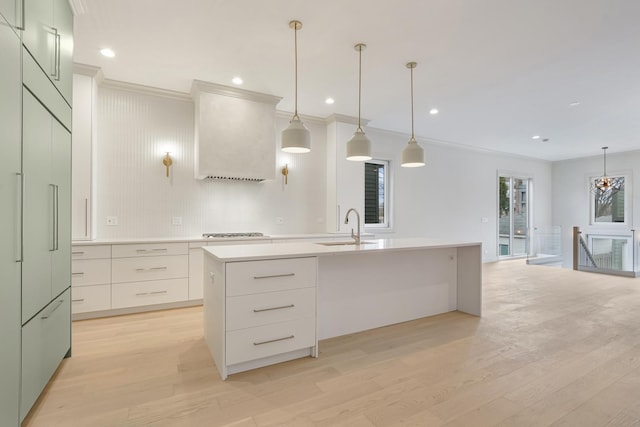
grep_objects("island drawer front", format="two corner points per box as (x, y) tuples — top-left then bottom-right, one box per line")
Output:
(226, 316), (316, 365)
(111, 255), (188, 283)
(71, 285), (111, 314)
(226, 257), (317, 296)
(111, 278), (188, 309)
(72, 259), (111, 286)
(71, 245), (111, 260)
(226, 288), (316, 331)
(111, 242), (188, 258)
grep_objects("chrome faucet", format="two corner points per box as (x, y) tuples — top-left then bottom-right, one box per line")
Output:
(344, 208), (361, 245)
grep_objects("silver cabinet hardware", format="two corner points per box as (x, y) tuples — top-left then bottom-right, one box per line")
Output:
(84, 198), (88, 237)
(49, 184), (56, 251)
(72, 299), (85, 303)
(71, 251), (85, 255)
(41, 299), (64, 319)
(253, 273), (295, 280)
(135, 290), (168, 297)
(135, 267), (167, 272)
(135, 248), (168, 253)
(253, 335), (295, 346)
(71, 272), (84, 276)
(253, 304), (295, 313)
(15, 173), (23, 262)
(16, 0), (25, 30)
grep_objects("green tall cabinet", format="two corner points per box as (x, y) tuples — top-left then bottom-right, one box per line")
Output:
(0, 0), (73, 424)
(0, 7), (23, 427)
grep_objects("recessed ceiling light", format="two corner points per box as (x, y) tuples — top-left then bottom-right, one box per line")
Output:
(100, 48), (115, 58)
(231, 77), (243, 85)
(325, 97), (335, 105)
(532, 135), (541, 140)
(569, 101), (581, 107)
(429, 108), (439, 115)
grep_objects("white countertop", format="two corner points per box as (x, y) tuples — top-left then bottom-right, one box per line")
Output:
(203, 238), (482, 262)
(72, 233), (371, 246)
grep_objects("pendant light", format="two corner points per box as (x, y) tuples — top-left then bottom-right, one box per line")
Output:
(281, 20), (310, 153)
(401, 62), (425, 167)
(593, 146), (622, 194)
(346, 43), (372, 161)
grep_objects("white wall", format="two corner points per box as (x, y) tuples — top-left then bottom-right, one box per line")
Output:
(553, 150), (639, 268)
(92, 79), (553, 262)
(95, 84), (327, 238)
(365, 128), (553, 261)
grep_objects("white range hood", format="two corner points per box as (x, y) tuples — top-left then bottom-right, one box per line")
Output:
(191, 80), (281, 181)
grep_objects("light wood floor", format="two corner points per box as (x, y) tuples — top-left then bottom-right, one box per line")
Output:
(23, 261), (640, 427)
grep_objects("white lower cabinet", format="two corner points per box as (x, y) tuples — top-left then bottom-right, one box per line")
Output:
(71, 285), (111, 314)
(21, 288), (71, 420)
(112, 278), (188, 309)
(205, 255), (318, 380)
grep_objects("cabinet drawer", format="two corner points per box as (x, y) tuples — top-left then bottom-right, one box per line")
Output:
(71, 285), (111, 314)
(111, 255), (188, 283)
(226, 288), (316, 331)
(226, 317), (316, 365)
(226, 257), (317, 296)
(112, 242), (188, 258)
(71, 244), (111, 260)
(21, 288), (71, 420)
(72, 259), (111, 286)
(112, 278), (188, 309)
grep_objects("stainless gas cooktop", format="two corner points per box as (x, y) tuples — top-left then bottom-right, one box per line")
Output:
(202, 232), (265, 238)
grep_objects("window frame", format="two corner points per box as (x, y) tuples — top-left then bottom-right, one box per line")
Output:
(364, 158), (393, 231)
(588, 171), (632, 228)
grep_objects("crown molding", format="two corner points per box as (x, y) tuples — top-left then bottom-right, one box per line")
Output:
(325, 113), (370, 127)
(191, 80), (282, 105)
(100, 79), (192, 102)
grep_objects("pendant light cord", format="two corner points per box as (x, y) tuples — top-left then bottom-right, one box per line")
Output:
(357, 46), (363, 132)
(410, 65), (415, 140)
(293, 24), (299, 119)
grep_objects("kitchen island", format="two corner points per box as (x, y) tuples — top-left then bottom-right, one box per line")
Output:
(203, 238), (481, 379)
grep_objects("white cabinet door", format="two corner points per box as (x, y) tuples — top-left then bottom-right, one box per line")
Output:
(22, 90), (54, 323)
(0, 16), (22, 427)
(71, 74), (93, 240)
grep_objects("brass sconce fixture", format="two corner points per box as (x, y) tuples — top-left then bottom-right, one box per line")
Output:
(281, 164), (289, 185)
(163, 152), (172, 177)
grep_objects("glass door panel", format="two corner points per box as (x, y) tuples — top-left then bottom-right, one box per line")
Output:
(499, 176), (530, 257)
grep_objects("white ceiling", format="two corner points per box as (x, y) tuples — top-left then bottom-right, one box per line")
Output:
(72, 0), (640, 161)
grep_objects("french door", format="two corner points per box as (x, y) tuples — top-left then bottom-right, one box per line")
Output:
(498, 175), (531, 257)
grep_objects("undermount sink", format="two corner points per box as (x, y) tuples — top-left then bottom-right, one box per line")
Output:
(315, 241), (376, 246)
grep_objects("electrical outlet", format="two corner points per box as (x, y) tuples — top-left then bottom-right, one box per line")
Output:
(172, 216), (183, 226)
(106, 216), (118, 226)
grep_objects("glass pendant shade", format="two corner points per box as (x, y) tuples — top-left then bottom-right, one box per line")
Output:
(401, 137), (425, 167)
(346, 129), (372, 161)
(282, 116), (310, 153)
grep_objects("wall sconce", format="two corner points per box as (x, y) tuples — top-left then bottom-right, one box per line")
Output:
(281, 164), (289, 185)
(163, 152), (172, 177)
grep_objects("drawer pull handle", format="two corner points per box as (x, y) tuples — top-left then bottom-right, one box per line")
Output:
(253, 304), (295, 313)
(72, 272), (85, 276)
(72, 251), (85, 255)
(41, 299), (64, 319)
(254, 335), (295, 346)
(135, 267), (168, 272)
(253, 273), (295, 280)
(136, 248), (168, 253)
(72, 298), (85, 303)
(135, 291), (168, 297)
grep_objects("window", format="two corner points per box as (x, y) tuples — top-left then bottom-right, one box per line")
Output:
(591, 175), (627, 225)
(364, 160), (390, 228)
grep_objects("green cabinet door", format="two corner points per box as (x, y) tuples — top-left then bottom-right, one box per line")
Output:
(22, 0), (53, 80)
(22, 89), (54, 324)
(0, 13), (22, 427)
(52, 0), (72, 103)
(51, 118), (71, 297)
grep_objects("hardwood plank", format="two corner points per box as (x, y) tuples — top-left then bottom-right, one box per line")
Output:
(21, 261), (640, 426)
